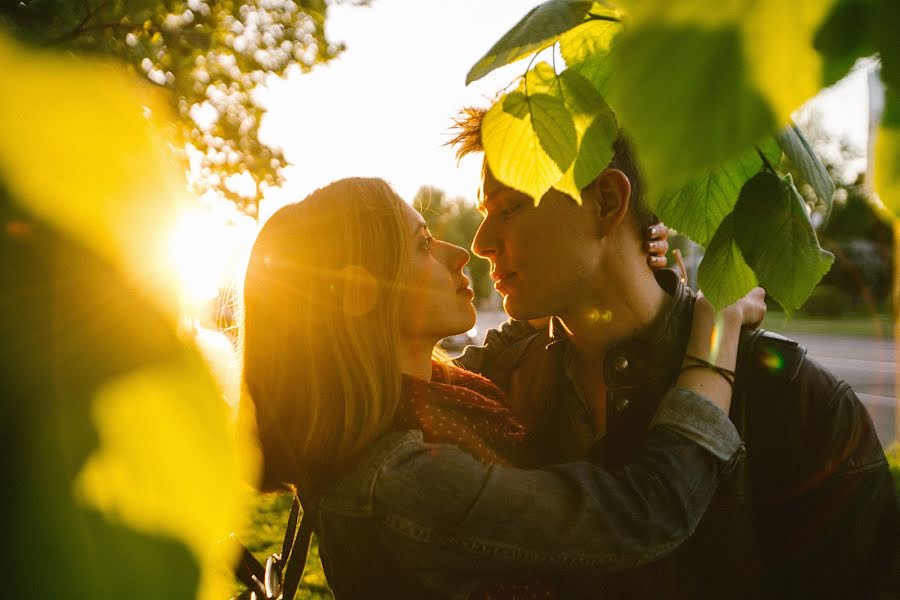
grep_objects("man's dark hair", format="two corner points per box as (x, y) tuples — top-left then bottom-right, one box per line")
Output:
(448, 106), (657, 230)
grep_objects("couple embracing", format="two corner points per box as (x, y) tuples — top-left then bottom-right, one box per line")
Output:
(239, 109), (898, 599)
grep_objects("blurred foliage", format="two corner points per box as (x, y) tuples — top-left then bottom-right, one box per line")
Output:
(0, 31), (257, 599)
(413, 185), (493, 303)
(0, 0), (367, 212)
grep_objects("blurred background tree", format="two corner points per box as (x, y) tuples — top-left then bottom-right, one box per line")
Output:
(413, 185), (494, 305)
(0, 0), (368, 212)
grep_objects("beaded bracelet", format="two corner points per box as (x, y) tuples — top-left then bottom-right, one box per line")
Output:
(679, 354), (736, 391)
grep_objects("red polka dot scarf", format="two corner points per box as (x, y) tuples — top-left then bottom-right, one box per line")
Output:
(397, 361), (559, 600)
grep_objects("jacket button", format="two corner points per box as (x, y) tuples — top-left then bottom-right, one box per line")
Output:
(612, 356), (629, 372)
(616, 397), (631, 412)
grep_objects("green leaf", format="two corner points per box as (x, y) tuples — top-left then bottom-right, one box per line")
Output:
(697, 213), (758, 309)
(466, 0), (618, 84)
(776, 123), (836, 221)
(733, 172), (834, 314)
(524, 64), (618, 199)
(873, 82), (900, 218)
(559, 18), (621, 91)
(653, 140), (781, 247)
(813, 0), (878, 86)
(530, 93), (578, 174)
(482, 91), (563, 202)
(608, 23), (775, 192)
(875, 0), (900, 91)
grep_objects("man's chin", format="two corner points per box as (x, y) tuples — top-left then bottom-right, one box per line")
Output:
(502, 294), (542, 322)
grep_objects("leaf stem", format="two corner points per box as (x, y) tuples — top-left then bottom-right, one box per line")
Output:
(586, 13), (621, 23)
(756, 146), (777, 174)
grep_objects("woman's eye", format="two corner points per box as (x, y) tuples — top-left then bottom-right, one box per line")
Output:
(420, 236), (433, 251)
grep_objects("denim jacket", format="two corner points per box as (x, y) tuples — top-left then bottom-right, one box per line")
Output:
(457, 269), (900, 599)
(314, 387), (743, 599)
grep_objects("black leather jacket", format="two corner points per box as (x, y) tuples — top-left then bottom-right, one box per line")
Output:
(457, 269), (899, 599)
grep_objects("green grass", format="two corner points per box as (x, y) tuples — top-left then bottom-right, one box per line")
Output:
(234, 491), (332, 599)
(762, 312), (895, 338)
(236, 449), (900, 599)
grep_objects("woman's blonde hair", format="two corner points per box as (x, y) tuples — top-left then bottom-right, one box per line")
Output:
(241, 177), (410, 492)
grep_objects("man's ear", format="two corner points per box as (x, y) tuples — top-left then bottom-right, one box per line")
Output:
(583, 168), (631, 236)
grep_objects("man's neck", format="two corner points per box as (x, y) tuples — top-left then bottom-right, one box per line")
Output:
(558, 265), (669, 365)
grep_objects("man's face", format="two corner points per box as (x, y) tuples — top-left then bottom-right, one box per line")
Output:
(472, 168), (602, 321)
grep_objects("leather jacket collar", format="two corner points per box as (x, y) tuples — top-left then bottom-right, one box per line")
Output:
(546, 269), (696, 393)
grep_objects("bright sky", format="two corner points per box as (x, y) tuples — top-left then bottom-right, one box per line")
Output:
(255, 0), (542, 215)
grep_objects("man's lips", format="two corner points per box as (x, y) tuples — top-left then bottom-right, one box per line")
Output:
(491, 271), (517, 293)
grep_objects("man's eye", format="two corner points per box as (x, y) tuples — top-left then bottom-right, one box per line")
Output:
(502, 204), (522, 219)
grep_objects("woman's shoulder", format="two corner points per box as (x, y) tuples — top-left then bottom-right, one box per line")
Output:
(320, 428), (491, 519)
(319, 429), (424, 515)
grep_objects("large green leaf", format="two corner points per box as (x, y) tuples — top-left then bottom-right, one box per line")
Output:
(813, 0), (878, 86)
(482, 91), (564, 202)
(733, 172), (834, 314)
(697, 213), (759, 309)
(653, 140), (781, 247)
(607, 23), (775, 192)
(466, 0), (619, 84)
(776, 123), (836, 219)
(524, 63), (618, 200)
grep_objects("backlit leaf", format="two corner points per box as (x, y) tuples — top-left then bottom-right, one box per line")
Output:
(530, 93), (579, 175)
(524, 63), (618, 200)
(733, 172), (834, 314)
(466, 0), (620, 84)
(776, 122), (836, 218)
(697, 213), (759, 309)
(653, 140), (781, 247)
(482, 91), (563, 202)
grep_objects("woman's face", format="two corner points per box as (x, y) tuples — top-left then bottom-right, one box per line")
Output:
(398, 200), (477, 343)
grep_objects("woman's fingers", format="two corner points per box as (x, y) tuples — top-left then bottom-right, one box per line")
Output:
(644, 223), (670, 269)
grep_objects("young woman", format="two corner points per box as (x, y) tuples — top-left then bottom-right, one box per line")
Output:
(241, 177), (763, 599)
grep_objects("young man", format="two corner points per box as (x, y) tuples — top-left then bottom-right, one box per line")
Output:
(452, 109), (899, 599)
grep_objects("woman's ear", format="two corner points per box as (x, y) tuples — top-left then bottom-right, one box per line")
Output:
(582, 168), (631, 236)
(340, 265), (378, 317)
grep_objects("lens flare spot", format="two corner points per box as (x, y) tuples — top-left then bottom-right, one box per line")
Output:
(760, 348), (785, 372)
(586, 307), (613, 324)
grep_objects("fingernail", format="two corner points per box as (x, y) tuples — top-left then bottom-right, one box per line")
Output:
(648, 226), (657, 236)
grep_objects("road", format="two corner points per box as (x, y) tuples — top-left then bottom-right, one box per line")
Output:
(472, 312), (898, 446)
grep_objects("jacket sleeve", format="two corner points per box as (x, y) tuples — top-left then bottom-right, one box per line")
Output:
(371, 387), (743, 584)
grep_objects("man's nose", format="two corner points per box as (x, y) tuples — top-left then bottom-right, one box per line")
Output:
(471, 218), (496, 259)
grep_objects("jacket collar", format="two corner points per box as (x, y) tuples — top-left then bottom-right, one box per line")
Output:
(546, 269), (696, 391)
